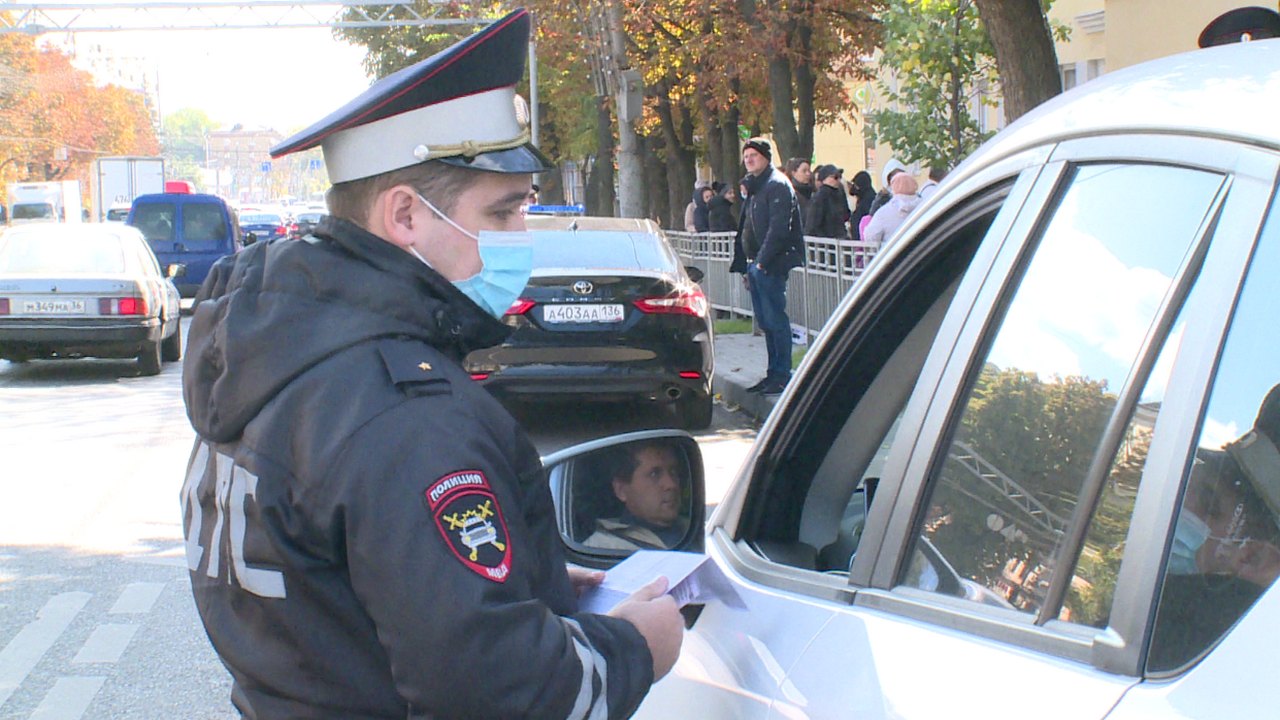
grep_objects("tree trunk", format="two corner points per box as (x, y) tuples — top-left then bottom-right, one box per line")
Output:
(973, 0), (1062, 122)
(607, 0), (645, 218)
(645, 133), (673, 226)
(767, 56), (800, 162)
(720, 79), (743, 190)
(793, 4), (816, 160)
(700, 85), (724, 188)
(655, 78), (697, 227)
(585, 97), (615, 217)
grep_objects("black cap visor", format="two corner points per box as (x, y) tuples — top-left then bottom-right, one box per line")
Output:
(437, 143), (554, 174)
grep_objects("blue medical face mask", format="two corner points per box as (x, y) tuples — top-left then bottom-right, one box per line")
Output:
(1168, 508), (1212, 575)
(409, 193), (533, 319)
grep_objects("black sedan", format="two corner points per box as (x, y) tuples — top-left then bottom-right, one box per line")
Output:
(238, 212), (289, 245)
(0, 223), (183, 375)
(288, 211), (325, 240)
(464, 216), (715, 429)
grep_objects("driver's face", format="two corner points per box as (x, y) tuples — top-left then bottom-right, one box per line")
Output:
(614, 445), (682, 527)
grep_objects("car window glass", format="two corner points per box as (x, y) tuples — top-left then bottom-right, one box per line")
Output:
(0, 235), (127, 274)
(742, 185), (1010, 574)
(132, 203), (176, 241)
(183, 204), (229, 243)
(902, 163), (1225, 616)
(1149, 208), (1280, 674)
(532, 232), (675, 272)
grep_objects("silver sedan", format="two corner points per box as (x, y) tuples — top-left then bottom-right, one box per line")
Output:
(0, 222), (183, 375)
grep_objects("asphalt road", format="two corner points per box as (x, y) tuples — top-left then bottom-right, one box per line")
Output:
(0, 318), (757, 718)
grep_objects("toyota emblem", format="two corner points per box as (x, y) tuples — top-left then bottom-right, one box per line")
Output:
(572, 280), (594, 295)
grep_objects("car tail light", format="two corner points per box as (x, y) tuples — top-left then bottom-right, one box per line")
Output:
(0, 298), (9, 315)
(470, 372), (490, 381)
(99, 297), (148, 315)
(633, 289), (708, 316)
(505, 298), (536, 316)
(678, 371), (702, 379)
(275, 225), (288, 237)
(289, 223), (299, 234)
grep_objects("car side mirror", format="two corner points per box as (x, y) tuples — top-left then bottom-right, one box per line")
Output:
(243, 231), (258, 246)
(684, 265), (705, 283)
(544, 430), (706, 570)
(166, 263), (186, 279)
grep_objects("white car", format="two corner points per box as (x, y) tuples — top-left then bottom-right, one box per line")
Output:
(0, 223), (183, 375)
(549, 19), (1280, 720)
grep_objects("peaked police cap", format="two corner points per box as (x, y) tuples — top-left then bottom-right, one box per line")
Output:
(271, 7), (552, 183)
(1198, 7), (1280, 48)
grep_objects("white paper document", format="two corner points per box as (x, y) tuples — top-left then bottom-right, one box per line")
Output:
(578, 550), (746, 615)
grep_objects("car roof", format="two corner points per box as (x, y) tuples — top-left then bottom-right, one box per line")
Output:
(132, 193), (228, 204)
(955, 38), (1280, 181)
(2, 222), (145, 244)
(524, 215), (662, 234)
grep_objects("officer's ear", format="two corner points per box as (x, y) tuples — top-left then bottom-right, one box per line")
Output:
(373, 184), (421, 250)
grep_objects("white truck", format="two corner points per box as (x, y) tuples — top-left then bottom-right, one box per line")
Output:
(5, 181), (82, 225)
(90, 156), (165, 222)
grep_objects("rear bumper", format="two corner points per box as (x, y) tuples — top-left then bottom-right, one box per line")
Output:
(474, 364), (712, 403)
(0, 318), (161, 359)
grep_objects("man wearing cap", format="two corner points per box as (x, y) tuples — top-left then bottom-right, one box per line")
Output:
(730, 138), (805, 395)
(179, 9), (682, 719)
(805, 164), (850, 239)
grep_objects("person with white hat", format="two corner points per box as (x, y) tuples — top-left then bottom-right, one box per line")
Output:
(180, 8), (682, 718)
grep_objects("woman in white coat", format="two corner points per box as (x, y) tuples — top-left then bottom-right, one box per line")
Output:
(862, 172), (921, 248)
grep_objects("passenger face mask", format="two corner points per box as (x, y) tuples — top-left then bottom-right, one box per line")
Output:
(409, 193), (533, 319)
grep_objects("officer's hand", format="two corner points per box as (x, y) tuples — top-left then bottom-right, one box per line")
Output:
(608, 576), (683, 681)
(566, 566), (605, 597)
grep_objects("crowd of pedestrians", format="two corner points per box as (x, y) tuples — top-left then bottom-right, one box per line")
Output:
(681, 142), (947, 395)
(685, 152), (946, 248)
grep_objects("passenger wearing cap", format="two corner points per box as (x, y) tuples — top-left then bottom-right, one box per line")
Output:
(805, 164), (851, 239)
(179, 9), (682, 719)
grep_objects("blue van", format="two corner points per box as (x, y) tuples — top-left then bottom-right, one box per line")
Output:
(127, 193), (243, 297)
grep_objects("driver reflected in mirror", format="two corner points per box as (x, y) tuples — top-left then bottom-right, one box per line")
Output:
(585, 441), (690, 551)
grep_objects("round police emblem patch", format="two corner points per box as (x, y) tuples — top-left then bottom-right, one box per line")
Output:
(425, 470), (512, 583)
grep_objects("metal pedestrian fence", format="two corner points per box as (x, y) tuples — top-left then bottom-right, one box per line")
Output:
(667, 230), (879, 341)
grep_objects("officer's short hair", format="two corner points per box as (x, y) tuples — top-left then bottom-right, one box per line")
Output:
(326, 161), (478, 226)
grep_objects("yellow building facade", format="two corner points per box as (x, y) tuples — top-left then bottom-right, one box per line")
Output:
(814, 0), (1268, 190)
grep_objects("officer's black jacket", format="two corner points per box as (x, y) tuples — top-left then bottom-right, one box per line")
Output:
(180, 216), (652, 719)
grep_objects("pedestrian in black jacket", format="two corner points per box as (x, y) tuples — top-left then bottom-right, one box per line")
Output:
(708, 184), (738, 232)
(848, 170), (876, 241)
(179, 10), (682, 719)
(731, 138), (805, 395)
(806, 164), (850, 238)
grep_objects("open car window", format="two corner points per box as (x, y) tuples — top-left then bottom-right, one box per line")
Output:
(734, 176), (1020, 584)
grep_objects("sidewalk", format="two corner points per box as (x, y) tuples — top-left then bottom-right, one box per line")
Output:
(710, 332), (781, 423)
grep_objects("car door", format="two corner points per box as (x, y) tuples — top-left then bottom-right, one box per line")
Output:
(637, 135), (1280, 719)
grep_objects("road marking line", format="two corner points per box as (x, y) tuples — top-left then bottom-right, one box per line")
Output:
(108, 582), (166, 614)
(28, 676), (106, 720)
(71, 624), (138, 664)
(0, 592), (91, 708)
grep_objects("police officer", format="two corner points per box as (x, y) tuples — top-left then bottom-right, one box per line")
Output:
(179, 9), (683, 718)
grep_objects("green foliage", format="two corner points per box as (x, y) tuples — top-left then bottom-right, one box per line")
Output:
(867, 0), (998, 169)
(714, 318), (753, 334)
(161, 108), (216, 164)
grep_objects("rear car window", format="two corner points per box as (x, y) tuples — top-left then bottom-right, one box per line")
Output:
(183, 203), (230, 244)
(132, 202), (177, 241)
(532, 231), (677, 272)
(0, 234), (129, 274)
